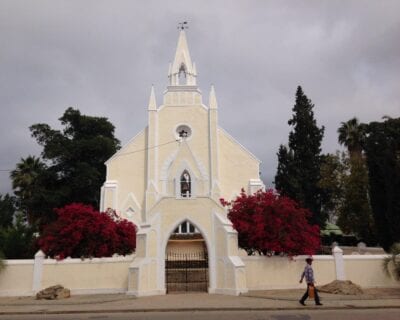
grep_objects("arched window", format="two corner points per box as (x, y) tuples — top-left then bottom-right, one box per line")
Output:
(178, 63), (187, 85)
(173, 221), (197, 234)
(180, 170), (191, 198)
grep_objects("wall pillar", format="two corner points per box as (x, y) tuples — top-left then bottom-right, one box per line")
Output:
(332, 246), (345, 281)
(32, 250), (45, 293)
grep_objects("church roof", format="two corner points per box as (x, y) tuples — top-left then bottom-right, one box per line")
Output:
(218, 127), (261, 163)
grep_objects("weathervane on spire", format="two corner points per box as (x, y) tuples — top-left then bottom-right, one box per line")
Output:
(178, 21), (188, 30)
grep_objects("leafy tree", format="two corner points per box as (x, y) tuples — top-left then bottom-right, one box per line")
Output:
(37, 203), (136, 259)
(10, 156), (46, 224)
(337, 155), (377, 244)
(338, 117), (366, 159)
(0, 194), (16, 228)
(0, 212), (37, 259)
(274, 86), (325, 227)
(0, 193), (36, 259)
(221, 190), (320, 256)
(383, 243), (400, 281)
(318, 153), (345, 224)
(364, 117), (400, 251)
(0, 252), (4, 272)
(337, 117), (376, 244)
(24, 107), (120, 224)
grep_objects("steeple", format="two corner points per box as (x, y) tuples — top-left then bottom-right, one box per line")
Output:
(168, 30), (197, 86)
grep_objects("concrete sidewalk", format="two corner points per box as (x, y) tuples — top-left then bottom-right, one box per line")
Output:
(0, 288), (399, 315)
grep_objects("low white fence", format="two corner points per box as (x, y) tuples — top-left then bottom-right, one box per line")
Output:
(243, 246), (399, 290)
(0, 247), (398, 297)
(0, 251), (134, 297)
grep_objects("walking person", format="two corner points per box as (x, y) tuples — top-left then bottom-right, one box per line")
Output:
(299, 257), (323, 306)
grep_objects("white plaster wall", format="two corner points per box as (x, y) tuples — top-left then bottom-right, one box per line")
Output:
(104, 130), (147, 214)
(218, 129), (261, 200)
(0, 260), (34, 296)
(2, 254), (399, 297)
(157, 105), (209, 194)
(150, 198), (223, 235)
(166, 240), (205, 254)
(0, 256), (134, 296)
(243, 256), (336, 290)
(344, 255), (399, 287)
(41, 257), (133, 294)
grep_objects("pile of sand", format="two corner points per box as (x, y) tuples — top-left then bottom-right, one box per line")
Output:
(36, 285), (71, 300)
(318, 280), (363, 295)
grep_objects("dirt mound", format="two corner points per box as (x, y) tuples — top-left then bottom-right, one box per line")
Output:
(318, 280), (363, 295)
(36, 285), (70, 300)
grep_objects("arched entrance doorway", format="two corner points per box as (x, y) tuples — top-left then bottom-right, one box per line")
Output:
(165, 221), (208, 293)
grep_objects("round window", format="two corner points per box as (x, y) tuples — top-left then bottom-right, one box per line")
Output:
(176, 125), (192, 139)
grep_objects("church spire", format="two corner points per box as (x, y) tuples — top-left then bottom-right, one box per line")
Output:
(168, 29), (197, 86)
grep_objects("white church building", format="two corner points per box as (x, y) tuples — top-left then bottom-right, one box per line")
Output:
(100, 30), (264, 296)
(1, 30), (395, 299)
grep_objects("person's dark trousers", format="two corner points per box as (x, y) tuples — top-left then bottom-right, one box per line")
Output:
(300, 283), (321, 305)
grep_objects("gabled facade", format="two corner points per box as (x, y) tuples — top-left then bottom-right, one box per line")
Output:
(100, 30), (264, 296)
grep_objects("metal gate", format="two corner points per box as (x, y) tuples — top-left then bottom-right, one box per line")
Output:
(165, 252), (208, 293)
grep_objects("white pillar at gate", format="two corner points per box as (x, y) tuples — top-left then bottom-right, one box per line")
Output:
(332, 246), (345, 281)
(32, 250), (45, 292)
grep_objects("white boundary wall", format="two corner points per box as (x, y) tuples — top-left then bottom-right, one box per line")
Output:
(0, 251), (134, 297)
(243, 255), (336, 290)
(0, 247), (398, 297)
(244, 246), (399, 290)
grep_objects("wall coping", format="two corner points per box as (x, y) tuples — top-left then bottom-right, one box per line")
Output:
(4, 256), (135, 266)
(241, 255), (334, 261)
(3, 260), (35, 265)
(343, 254), (390, 260)
(43, 256), (135, 265)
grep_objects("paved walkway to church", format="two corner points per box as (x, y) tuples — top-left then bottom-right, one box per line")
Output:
(0, 288), (399, 315)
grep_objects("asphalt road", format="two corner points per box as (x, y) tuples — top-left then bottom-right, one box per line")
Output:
(1, 309), (400, 320)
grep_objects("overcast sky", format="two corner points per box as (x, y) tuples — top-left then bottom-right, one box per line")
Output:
(1, 0), (399, 195)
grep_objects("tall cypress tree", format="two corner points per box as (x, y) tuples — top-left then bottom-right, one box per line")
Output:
(275, 145), (297, 199)
(275, 86), (326, 227)
(364, 117), (400, 251)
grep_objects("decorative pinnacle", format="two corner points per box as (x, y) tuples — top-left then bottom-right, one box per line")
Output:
(209, 85), (218, 109)
(178, 21), (188, 30)
(148, 85), (157, 110)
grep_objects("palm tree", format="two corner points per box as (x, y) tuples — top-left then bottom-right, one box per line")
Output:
(10, 156), (45, 224)
(337, 118), (366, 159)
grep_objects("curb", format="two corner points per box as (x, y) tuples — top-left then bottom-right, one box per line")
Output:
(1, 305), (400, 316)
(242, 295), (400, 302)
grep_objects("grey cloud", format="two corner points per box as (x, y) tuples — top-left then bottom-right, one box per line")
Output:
(1, 0), (399, 194)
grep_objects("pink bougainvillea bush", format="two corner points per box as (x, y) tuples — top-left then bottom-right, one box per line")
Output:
(37, 203), (136, 259)
(221, 189), (320, 256)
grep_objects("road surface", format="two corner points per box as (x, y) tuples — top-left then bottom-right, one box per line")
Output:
(1, 309), (400, 320)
